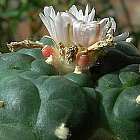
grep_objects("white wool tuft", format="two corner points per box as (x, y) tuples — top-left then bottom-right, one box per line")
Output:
(126, 37), (133, 43)
(136, 95), (140, 104)
(54, 123), (69, 140)
(45, 55), (53, 64)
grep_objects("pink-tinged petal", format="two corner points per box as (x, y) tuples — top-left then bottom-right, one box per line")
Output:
(73, 21), (99, 47)
(87, 22), (99, 46)
(78, 24), (88, 47)
(81, 28), (93, 47)
(72, 21), (82, 45)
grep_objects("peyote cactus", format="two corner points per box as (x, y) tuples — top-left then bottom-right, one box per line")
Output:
(0, 48), (97, 140)
(95, 64), (140, 140)
(0, 4), (140, 140)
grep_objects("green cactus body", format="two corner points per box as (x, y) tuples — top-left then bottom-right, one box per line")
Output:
(1, 36), (140, 140)
(0, 49), (97, 140)
(96, 64), (140, 140)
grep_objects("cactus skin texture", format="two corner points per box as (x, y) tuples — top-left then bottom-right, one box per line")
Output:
(0, 48), (98, 140)
(90, 41), (140, 79)
(95, 64), (140, 140)
(1, 37), (140, 140)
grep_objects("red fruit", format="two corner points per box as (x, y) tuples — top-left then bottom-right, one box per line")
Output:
(76, 54), (90, 67)
(42, 46), (54, 57)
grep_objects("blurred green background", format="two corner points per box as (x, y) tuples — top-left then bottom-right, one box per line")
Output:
(0, 0), (140, 52)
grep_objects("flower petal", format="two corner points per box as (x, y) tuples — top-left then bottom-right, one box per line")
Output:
(78, 10), (84, 21)
(73, 21), (98, 47)
(50, 6), (56, 19)
(39, 13), (54, 38)
(85, 4), (89, 17)
(110, 17), (116, 32)
(48, 18), (58, 42)
(99, 18), (109, 39)
(69, 5), (79, 19)
(72, 21), (82, 45)
(87, 8), (95, 22)
(54, 12), (73, 44)
(69, 5), (95, 22)
(44, 6), (51, 17)
(40, 5), (122, 48)
(87, 22), (99, 46)
(42, 6), (58, 42)
(61, 12), (73, 43)
(83, 4), (89, 22)
(54, 12), (64, 43)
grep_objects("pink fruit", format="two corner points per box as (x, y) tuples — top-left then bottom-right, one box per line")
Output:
(42, 46), (54, 57)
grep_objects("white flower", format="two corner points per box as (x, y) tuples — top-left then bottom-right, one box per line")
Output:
(39, 6), (73, 45)
(68, 5), (116, 47)
(69, 5), (95, 23)
(39, 5), (116, 48)
(40, 5), (128, 48)
(39, 5), (131, 72)
(71, 17), (116, 47)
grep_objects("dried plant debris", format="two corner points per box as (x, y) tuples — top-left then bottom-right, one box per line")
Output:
(7, 40), (44, 52)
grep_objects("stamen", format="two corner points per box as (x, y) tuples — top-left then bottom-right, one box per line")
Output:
(65, 45), (78, 64)
(67, 23), (73, 45)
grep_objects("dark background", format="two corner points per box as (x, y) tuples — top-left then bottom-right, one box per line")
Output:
(0, 0), (139, 52)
